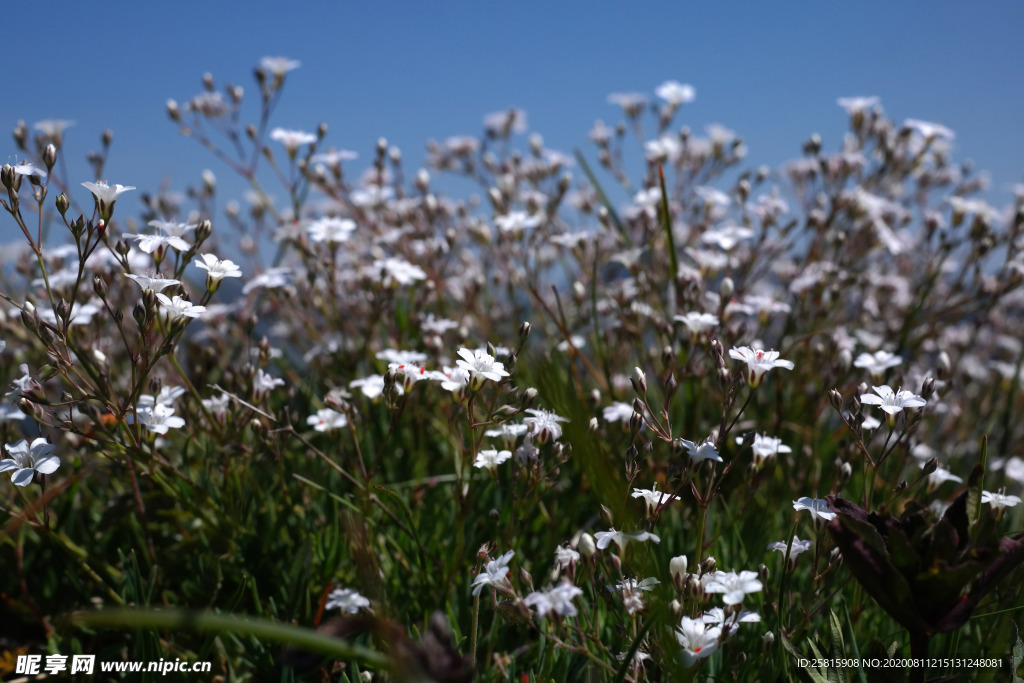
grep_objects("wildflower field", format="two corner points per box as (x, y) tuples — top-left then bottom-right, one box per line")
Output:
(2, 59), (1024, 682)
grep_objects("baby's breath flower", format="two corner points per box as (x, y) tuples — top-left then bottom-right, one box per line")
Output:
(1, 438), (59, 487)
(858, 385), (926, 427)
(156, 294), (206, 320)
(194, 254), (242, 291)
(325, 587), (369, 614)
(981, 490), (1022, 510)
(631, 483), (679, 515)
(455, 348), (509, 390)
(523, 408), (569, 444)
(677, 437), (722, 463)
(853, 350), (902, 380)
(471, 550), (514, 596)
(729, 346), (794, 388)
(124, 273), (180, 293)
(793, 497), (836, 522)
(766, 537), (813, 558)
(703, 570), (763, 606)
(675, 616), (721, 664)
(594, 528), (660, 552)
(524, 579), (583, 618)
(307, 408), (348, 432)
(82, 180), (135, 221)
(474, 448), (512, 472)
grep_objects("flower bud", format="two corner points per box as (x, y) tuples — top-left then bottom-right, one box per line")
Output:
(519, 387), (538, 409)
(937, 351), (951, 381)
(166, 99), (181, 121)
(762, 631), (775, 650)
(629, 410), (643, 434)
(92, 276), (107, 299)
(921, 376), (936, 400)
(588, 417), (599, 433)
(631, 367), (648, 396)
(55, 192), (70, 216)
(577, 533), (596, 558)
(719, 277), (734, 302)
(828, 388), (843, 412)
(43, 143), (58, 170)
(699, 556), (716, 575)
(670, 555), (688, 590)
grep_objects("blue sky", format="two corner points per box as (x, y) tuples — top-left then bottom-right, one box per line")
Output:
(5, 1), (1023, 222)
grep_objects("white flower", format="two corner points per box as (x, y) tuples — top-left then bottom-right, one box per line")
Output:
(655, 80), (696, 106)
(124, 232), (191, 255)
(483, 108), (528, 136)
(744, 433), (791, 467)
(612, 577), (660, 592)
(701, 224), (754, 251)
(455, 348), (509, 389)
(631, 483), (679, 514)
(126, 403), (186, 435)
(311, 148), (358, 165)
(766, 537), (813, 558)
(325, 587), (369, 614)
(675, 312), (719, 336)
(701, 606), (761, 637)
(34, 119), (75, 138)
(13, 161), (46, 179)
(793, 497), (836, 522)
(603, 402), (635, 424)
(904, 118), (955, 141)
(1, 438), (60, 487)
(471, 550), (514, 596)
(140, 386), (186, 409)
(593, 528), (660, 552)
(124, 273), (180, 292)
(350, 374), (395, 399)
(242, 267), (291, 294)
(202, 392), (230, 421)
(307, 408), (348, 432)
(729, 346), (795, 388)
(837, 96), (880, 115)
(373, 257), (427, 287)
(981, 490), (1022, 510)
(253, 369), (285, 401)
(194, 253), (242, 281)
(703, 570), (763, 606)
(853, 350), (902, 379)
(554, 545), (580, 572)
(525, 579), (583, 618)
(308, 217), (356, 244)
(474, 448), (512, 471)
(925, 464), (962, 492)
(523, 408), (569, 444)
(859, 385), (926, 427)
(607, 92), (648, 116)
(675, 616), (721, 664)
(495, 211), (542, 235)
(270, 128), (317, 153)
(677, 437), (723, 463)
(81, 180), (135, 219)
(156, 294), (206, 320)
(260, 56), (301, 77)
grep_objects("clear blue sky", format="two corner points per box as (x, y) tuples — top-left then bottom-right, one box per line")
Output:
(5, 1), (1023, 220)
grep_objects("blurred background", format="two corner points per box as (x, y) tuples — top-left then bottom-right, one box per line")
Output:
(4, 1), (1022, 224)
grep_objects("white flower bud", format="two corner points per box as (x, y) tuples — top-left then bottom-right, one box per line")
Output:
(577, 533), (596, 558)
